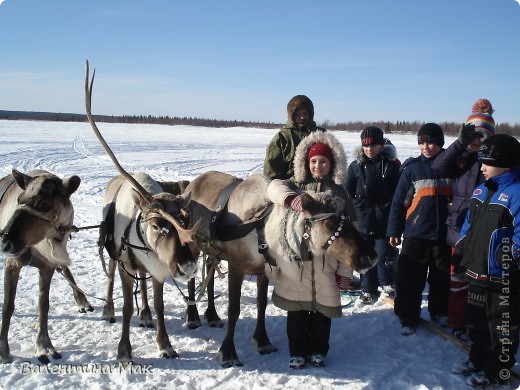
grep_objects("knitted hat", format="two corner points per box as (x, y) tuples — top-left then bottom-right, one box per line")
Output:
(360, 126), (385, 146)
(417, 123), (444, 147)
(478, 134), (520, 168)
(287, 95), (314, 123)
(307, 142), (334, 163)
(466, 98), (496, 139)
(466, 113), (496, 139)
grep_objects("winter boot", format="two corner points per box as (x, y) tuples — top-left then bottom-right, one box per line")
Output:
(452, 360), (478, 376)
(289, 356), (306, 369)
(358, 291), (378, 305)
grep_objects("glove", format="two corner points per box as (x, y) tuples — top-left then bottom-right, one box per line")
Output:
(335, 275), (360, 291)
(287, 195), (304, 212)
(457, 123), (479, 147)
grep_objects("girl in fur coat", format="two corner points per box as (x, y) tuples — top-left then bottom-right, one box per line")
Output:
(265, 131), (357, 369)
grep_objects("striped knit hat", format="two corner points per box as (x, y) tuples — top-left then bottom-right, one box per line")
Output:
(466, 99), (496, 139)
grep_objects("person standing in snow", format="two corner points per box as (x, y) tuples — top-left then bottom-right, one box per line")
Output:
(387, 123), (453, 336)
(431, 98), (496, 341)
(263, 95), (326, 180)
(345, 126), (401, 305)
(451, 134), (520, 389)
(265, 131), (358, 369)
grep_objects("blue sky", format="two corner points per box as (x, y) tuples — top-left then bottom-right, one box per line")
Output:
(1, 0), (519, 125)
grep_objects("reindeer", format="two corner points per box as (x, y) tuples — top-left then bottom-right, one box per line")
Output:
(85, 61), (200, 361)
(183, 170), (378, 367)
(0, 169), (81, 364)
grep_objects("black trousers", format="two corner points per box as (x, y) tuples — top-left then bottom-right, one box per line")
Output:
(394, 238), (451, 326)
(467, 283), (520, 382)
(287, 310), (331, 357)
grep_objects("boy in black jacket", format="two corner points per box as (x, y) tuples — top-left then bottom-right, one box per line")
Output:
(345, 126), (401, 304)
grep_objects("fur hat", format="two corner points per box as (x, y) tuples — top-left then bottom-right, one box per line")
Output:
(307, 143), (334, 162)
(466, 98), (496, 139)
(417, 123), (444, 147)
(360, 126), (385, 146)
(293, 131), (347, 186)
(287, 95), (314, 123)
(478, 134), (520, 168)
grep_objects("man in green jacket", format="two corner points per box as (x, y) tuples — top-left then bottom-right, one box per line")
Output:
(263, 95), (326, 180)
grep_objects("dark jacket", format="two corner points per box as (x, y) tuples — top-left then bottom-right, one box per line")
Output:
(431, 140), (484, 247)
(386, 153), (453, 241)
(345, 145), (400, 237)
(453, 168), (520, 286)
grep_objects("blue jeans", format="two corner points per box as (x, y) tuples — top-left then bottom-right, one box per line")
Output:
(360, 236), (397, 294)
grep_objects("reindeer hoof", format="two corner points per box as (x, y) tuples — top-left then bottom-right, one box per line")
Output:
(0, 354), (13, 364)
(52, 351), (62, 359)
(38, 355), (51, 364)
(159, 350), (179, 359)
(219, 358), (243, 368)
(258, 344), (278, 355)
(186, 320), (202, 330)
(79, 305), (95, 313)
(207, 319), (225, 328)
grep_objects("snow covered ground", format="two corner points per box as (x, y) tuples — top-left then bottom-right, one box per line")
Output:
(0, 120), (517, 389)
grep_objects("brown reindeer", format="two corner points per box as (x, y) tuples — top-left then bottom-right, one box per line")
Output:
(0, 169), (81, 364)
(183, 170), (378, 367)
(85, 61), (200, 361)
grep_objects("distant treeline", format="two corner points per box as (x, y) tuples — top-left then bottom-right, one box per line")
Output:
(1, 110), (518, 137)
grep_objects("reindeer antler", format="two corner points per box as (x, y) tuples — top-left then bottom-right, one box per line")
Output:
(84, 60), (154, 204)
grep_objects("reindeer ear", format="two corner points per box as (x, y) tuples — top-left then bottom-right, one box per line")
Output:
(179, 191), (192, 208)
(130, 187), (147, 209)
(64, 175), (81, 196)
(11, 169), (31, 190)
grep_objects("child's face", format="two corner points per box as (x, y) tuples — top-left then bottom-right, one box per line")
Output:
(468, 138), (482, 152)
(480, 164), (510, 180)
(419, 142), (441, 159)
(293, 109), (311, 127)
(309, 155), (331, 179)
(362, 144), (384, 159)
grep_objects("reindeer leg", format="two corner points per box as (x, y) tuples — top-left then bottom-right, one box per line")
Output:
(153, 279), (178, 358)
(139, 272), (154, 328)
(61, 266), (93, 313)
(0, 259), (22, 363)
(117, 267), (134, 362)
(102, 258), (116, 323)
(204, 258), (223, 327)
(185, 277), (201, 329)
(218, 267), (244, 367)
(35, 265), (60, 364)
(253, 273), (277, 355)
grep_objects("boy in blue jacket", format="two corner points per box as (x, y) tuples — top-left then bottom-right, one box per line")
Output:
(387, 123), (453, 336)
(452, 134), (520, 389)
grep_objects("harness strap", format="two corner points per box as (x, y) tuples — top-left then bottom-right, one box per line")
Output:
(210, 179), (243, 241)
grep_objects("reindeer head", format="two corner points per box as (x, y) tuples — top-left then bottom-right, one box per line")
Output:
(300, 192), (377, 272)
(0, 169), (80, 266)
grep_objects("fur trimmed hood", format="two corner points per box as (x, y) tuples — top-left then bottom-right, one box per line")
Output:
(293, 131), (347, 186)
(353, 139), (398, 163)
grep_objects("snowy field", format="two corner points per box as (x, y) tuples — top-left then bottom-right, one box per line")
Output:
(0, 120), (517, 390)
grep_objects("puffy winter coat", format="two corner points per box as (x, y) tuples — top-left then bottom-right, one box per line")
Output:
(345, 144), (400, 238)
(265, 131), (355, 318)
(453, 168), (520, 286)
(431, 139), (484, 247)
(386, 154), (453, 241)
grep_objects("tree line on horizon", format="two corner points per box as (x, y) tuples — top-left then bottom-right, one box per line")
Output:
(0, 110), (518, 138)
